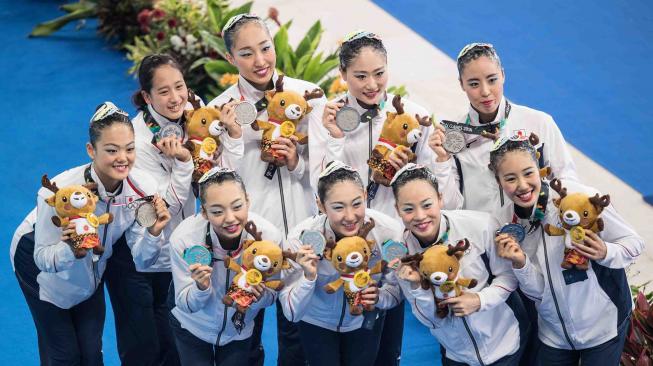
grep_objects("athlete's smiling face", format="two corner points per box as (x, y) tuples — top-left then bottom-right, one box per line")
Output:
(341, 47), (388, 106)
(201, 181), (250, 241)
(87, 123), (135, 192)
(495, 150), (542, 208)
(142, 64), (188, 120)
(318, 180), (367, 239)
(227, 22), (276, 90)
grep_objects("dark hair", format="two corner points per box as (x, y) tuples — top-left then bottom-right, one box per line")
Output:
(391, 167), (440, 198)
(456, 43), (502, 77)
(89, 105), (133, 147)
(132, 53), (184, 109)
(339, 36), (387, 71)
(488, 139), (539, 174)
(223, 16), (271, 53)
(199, 170), (248, 205)
(317, 162), (364, 203)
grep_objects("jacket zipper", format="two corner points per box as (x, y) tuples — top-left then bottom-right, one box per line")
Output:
(277, 173), (289, 236)
(540, 228), (576, 349)
(93, 198), (112, 288)
(216, 257), (231, 346)
(461, 317), (485, 366)
(336, 291), (347, 332)
(367, 121), (373, 208)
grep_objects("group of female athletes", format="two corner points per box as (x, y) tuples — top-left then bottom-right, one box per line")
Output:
(10, 12), (644, 366)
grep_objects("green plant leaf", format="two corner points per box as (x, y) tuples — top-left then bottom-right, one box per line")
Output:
(219, 2), (254, 31)
(61, 1), (96, 13)
(190, 57), (213, 71)
(295, 21), (322, 59)
(29, 6), (97, 37)
(200, 30), (229, 59)
(204, 60), (238, 77)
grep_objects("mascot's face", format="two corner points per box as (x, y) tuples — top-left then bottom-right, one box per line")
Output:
(143, 64), (188, 120)
(266, 91), (310, 122)
(341, 47), (388, 106)
(557, 193), (601, 229)
(202, 181), (250, 240)
(327, 237), (373, 274)
(420, 245), (461, 286)
(185, 107), (224, 138)
(241, 240), (285, 276)
(46, 185), (98, 217)
(495, 150), (541, 208)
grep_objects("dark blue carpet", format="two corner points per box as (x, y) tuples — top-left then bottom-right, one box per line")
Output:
(0, 1), (438, 365)
(375, 0), (653, 198)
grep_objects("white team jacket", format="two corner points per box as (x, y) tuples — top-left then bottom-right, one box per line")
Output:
(279, 209), (403, 332)
(493, 179), (644, 350)
(33, 164), (163, 309)
(132, 104), (243, 271)
(207, 73), (326, 236)
(435, 97), (578, 213)
(169, 212), (279, 346)
(397, 210), (520, 366)
(308, 92), (435, 218)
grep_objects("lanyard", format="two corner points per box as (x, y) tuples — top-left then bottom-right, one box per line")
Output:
(464, 100), (512, 148)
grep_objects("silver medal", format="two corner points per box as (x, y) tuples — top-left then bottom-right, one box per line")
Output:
(335, 106), (361, 132)
(159, 123), (184, 140)
(443, 130), (466, 154)
(234, 101), (257, 126)
(135, 202), (157, 227)
(300, 230), (326, 256)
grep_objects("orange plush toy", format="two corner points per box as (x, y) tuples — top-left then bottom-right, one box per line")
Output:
(544, 178), (610, 270)
(184, 104), (225, 182)
(222, 221), (294, 314)
(252, 75), (323, 166)
(42, 174), (113, 258)
(401, 239), (477, 318)
(323, 219), (385, 315)
(367, 94), (432, 186)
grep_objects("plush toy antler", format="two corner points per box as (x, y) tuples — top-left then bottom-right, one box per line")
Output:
(188, 89), (202, 110)
(446, 239), (470, 257)
(481, 126), (500, 141)
(41, 174), (59, 193)
(275, 74), (285, 92)
(589, 193), (610, 208)
(244, 221), (263, 241)
(550, 178), (567, 200)
(357, 218), (376, 239)
(392, 94), (404, 114)
(303, 88), (324, 101)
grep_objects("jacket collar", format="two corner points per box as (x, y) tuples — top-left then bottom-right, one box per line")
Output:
(237, 71), (279, 102)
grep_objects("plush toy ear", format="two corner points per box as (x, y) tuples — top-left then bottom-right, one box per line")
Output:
(323, 238), (336, 261)
(305, 105), (313, 115)
(83, 182), (98, 193)
(45, 195), (56, 207)
(184, 109), (195, 120)
(242, 239), (255, 250)
(265, 90), (276, 101)
(281, 249), (297, 269)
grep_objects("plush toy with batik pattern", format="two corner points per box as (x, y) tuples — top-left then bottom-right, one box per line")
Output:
(184, 104), (226, 183)
(544, 178), (610, 270)
(41, 174), (113, 258)
(252, 75), (323, 166)
(368, 94), (431, 186)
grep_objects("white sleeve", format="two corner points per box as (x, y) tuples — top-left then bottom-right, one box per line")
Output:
(433, 157), (464, 210)
(219, 133), (244, 170)
(512, 256), (545, 303)
(475, 222), (519, 311)
(400, 280), (446, 329)
(377, 270), (403, 310)
(134, 142), (194, 217)
(543, 115), (579, 182)
(308, 100), (345, 191)
(278, 237), (317, 322)
(124, 221), (164, 271)
(170, 235), (212, 313)
(289, 143), (307, 179)
(33, 195), (77, 272)
(595, 204), (644, 269)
